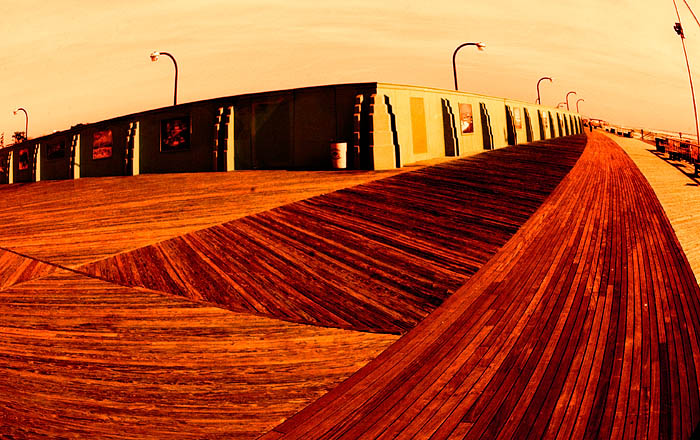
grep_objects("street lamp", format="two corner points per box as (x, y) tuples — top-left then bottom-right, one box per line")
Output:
(452, 42), (485, 91)
(536, 77), (552, 104)
(576, 98), (585, 113)
(150, 51), (178, 106)
(671, 0), (700, 146)
(13, 107), (28, 140)
(565, 91), (577, 111)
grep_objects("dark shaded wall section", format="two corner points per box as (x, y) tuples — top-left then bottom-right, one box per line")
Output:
(0, 83), (377, 182)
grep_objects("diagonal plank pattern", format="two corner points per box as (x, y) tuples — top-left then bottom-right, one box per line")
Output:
(0, 271), (397, 439)
(0, 169), (406, 267)
(262, 132), (700, 439)
(82, 137), (587, 334)
(0, 248), (60, 290)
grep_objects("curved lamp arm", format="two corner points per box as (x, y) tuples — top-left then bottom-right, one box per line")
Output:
(536, 77), (552, 104)
(565, 91), (577, 111)
(13, 107), (28, 140)
(452, 42), (485, 91)
(150, 51), (178, 106)
(576, 98), (585, 113)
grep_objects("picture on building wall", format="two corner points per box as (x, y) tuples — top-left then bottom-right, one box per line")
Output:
(459, 103), (474, 134)
(47, 140), (66, 159)
(514, 108), (522, 129)
(93, 129), (113, 160)
(18, 149), (29, 170)
(161, 117), (190, 152)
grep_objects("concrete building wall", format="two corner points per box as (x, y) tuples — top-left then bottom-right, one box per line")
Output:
(371, 84), (581, 169)
(0, 82), (582, 182)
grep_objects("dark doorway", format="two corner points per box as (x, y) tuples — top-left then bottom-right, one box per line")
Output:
(252, 98), (292, 169)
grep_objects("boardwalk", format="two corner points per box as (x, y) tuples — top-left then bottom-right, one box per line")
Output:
(1, 132), (699, 439)
(612, 134), (700, 284)
(82, 138), (585, 334)
(264, 132), (700, 439)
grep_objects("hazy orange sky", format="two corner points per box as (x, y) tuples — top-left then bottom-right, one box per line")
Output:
(2, 0), (699, 140)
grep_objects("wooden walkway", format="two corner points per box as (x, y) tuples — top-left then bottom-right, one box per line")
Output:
(0, 270), (397, 439)
(612, 133), (700, 284)
(81, 137), (586, 334)
(262, 132), (700, 439)
(3, 132), (699, 438)
(0, 168), (405, 267)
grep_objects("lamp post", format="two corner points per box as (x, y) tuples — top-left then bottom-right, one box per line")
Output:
(536, 77), (552, 104)
(576, 98), (585, 113)
(150, 51), (178, 106)
(452, 42), (485, 91)
(13, 107), (28, 140)
(671, 0), (700, 146)
(565, 91), (577, 111)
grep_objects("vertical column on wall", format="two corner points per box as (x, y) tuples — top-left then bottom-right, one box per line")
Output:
(214, 107), (223, 171)
(33, 143), (41, 182)
(70, 133), (81, 179)
(548, 113), (556, 139)
(127, 121), (140, 176)
(226, 106), (234, 171)
(8, 152), (13, 184)
(441, 98), (459, 157)
(479, 103), (494, 150)
(352, 95), (363, 169)
(367, 94), (399, 170)
(213, 106), (234, 172)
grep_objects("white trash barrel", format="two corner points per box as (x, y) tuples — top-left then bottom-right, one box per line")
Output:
(330, 142), (347, 169)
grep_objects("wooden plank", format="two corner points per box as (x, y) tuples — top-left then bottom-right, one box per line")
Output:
(0, 169), (406, 267)
(0, 271), (397, 439)
(80, 138), (586, 334)
(266, 132), (700, 439)
(0, 248), (60, 290)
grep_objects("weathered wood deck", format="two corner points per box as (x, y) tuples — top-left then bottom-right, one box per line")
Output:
(0, 271), (397, 439)
(0, 168), (406, 267)
(2, 132), (699, 439)
(81, 138), (585, 334)
(262, 132), (700, 439)
(612, 133), (700, 284)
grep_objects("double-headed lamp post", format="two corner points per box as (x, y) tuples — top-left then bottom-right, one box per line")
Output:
(452, 42), (485, 91)
(565, 91), (577, 111)
(150, 51), (178, 106)
(536, 77), (552, 104)
(13, 107), (28, 140)
(576, 98), (585, 113)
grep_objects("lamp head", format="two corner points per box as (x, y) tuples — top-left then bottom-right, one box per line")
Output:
(13, 109), (17, 115)
(150, 51), (160, 62)
(476, 42), (485, 51)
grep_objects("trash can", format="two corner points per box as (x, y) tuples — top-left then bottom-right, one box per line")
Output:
(330, 142), (347, 169)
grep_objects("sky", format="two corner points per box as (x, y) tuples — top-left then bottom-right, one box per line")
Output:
(1, 0), (699, 141)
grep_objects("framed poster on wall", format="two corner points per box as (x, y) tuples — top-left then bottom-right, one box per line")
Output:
(513, 108), (522, 129)
(93, 129), (113, 159)
(18, 149), (29, 170)
(161, 116), (190, 152)
(459, 103), (474, 134)
(47, 140), (66, 159)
